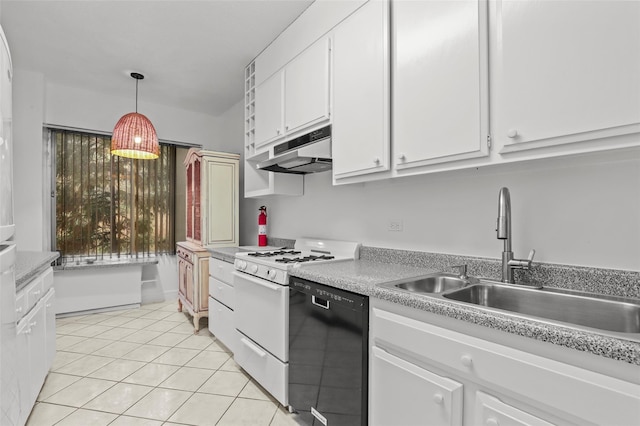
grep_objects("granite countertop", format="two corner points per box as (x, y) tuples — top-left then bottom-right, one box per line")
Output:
(289, 259), (640, 366)
(16, 251), (60, 289)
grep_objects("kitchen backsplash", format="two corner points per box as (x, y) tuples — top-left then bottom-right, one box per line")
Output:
(360, 246), (640, 299)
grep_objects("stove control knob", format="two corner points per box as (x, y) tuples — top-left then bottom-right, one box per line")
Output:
(267, 269), (277, 280)
(249, 264), (258, 273)
(236, 260), (247, 270)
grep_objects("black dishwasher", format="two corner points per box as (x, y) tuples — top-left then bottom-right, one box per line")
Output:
(289, 276), (368, 426)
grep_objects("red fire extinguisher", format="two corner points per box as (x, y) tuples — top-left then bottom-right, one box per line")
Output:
(258, 206), (267, 246)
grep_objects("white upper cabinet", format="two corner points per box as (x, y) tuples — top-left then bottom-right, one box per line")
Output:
(254, 36), (331, 149)
(494, 0), (640, 155)
(392, 0), (489, 175)
(254, 71), (284, 148)
(332, 0), (390, 183)
(284, 37), (331, 135)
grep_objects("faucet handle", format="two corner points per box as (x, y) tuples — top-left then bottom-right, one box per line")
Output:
(527, 249), (536, 263)
(451, 264), (468, 279)
(507, 249), (536, 270)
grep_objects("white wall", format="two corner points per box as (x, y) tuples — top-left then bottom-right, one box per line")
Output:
(12, 69), (228, 301)
(12, 70), (45, 251)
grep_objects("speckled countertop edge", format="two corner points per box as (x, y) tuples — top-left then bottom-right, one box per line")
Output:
(289, 259), (640, 366)
(16, 251), (60, 289)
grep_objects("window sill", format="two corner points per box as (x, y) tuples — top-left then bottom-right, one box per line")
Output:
(54, 258), (159, 271)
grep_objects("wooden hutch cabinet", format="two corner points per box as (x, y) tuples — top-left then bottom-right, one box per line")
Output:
(177, 149), (239, 332)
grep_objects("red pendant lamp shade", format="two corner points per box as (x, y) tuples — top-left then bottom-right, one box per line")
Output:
(111, 73), (159, 160)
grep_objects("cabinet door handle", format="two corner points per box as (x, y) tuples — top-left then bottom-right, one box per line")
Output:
(507, 129), (519, 138)
(373, 158), (380, 164)
(433, 393), (444, 405)
(30, 321), (37, 327)
(16, 306), (22, 313)
(486, 417), (499, 426)
(285, 125), (289, 131)
(276, 128), (281, 135)
(24, 328), (32, 335)
(398, 154), (406, 161)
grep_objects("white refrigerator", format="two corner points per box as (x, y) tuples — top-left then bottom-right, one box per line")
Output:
(0, 23), (19, 426)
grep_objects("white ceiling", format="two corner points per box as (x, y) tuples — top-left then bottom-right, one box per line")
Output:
(0, 0), (314, 116)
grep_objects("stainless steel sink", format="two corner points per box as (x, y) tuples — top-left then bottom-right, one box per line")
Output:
(443, 282), (640, 333)
(380, 273), (476, 294)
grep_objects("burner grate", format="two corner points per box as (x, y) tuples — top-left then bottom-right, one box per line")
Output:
(275, 254), (335, 264)
(247, 250), (301, 258)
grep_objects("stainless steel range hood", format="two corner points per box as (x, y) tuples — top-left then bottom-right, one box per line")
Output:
(256, 125), (332, 175)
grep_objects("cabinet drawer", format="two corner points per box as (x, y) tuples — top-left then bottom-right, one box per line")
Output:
(234, 330), (287, 406)
(15, 289), (26, 321)
(177, 246), (194, 262)
(209, 277), (234, 309)
(209, 257), (234, 284)
(371, 306), (640, 426)
(208, 297), (236, 353)
(474, 391), (553, 426)
(24, 276), (43, 313)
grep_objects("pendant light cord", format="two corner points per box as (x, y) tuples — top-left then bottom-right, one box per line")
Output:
(135, 78), (138, 113)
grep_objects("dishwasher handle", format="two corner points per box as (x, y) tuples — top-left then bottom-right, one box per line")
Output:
(311, 295), (330, 310)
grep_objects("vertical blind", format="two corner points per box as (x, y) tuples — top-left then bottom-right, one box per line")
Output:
(53, 129), (176, 259)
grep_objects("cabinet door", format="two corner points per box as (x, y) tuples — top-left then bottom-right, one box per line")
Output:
(254, 71), (284, 147)
(44, 288), (56, 370)
(495, 0), (640, 154)
(393, 0), (488, 171)
(284, 37), (331, 135)
(185, 261), (194, 305)
(204, 157), (238, 247)
(16, 318), (31, 426)
(474, 391), (554, 426)
(371, 346), (463, 426)
(332, 0), (390, 181)
(178, 257), (187, 297)
(30, 303), (47, 398)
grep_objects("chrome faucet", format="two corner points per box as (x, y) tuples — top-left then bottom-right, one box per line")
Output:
(497, 187), (535, 283)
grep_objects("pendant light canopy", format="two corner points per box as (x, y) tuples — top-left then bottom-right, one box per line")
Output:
(111, 72), (159, 160)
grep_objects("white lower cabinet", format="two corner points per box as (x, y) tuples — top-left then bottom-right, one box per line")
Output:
(208, 297), (236, 354)
(371, 346), (463, 426)
(208, 258), (237, 353)
(370, 299), (640, 426)
(16, 268), (56, 425)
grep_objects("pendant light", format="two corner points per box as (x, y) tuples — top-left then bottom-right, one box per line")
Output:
(111, 72), (159, 160)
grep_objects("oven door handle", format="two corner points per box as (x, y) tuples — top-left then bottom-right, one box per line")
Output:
(240, 337), (267, 358)
(233, 271), (281, 291)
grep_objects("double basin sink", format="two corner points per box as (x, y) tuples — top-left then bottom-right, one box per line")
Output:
(380, 273), (640, 336)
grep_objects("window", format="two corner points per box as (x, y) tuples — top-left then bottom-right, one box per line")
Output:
(52, 128), (178, 259)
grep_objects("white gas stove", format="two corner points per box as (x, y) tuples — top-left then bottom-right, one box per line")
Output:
(232, 237), (360, 407)
(234, 238), (360, 285)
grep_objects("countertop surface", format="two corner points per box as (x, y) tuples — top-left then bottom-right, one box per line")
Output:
(16, 251), (60, 290)
(289, 259), (640, 366)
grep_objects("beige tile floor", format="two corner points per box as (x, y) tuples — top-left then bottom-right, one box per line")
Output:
(27, 300), (304, 426)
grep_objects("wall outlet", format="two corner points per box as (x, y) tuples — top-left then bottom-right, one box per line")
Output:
(388, 220), (403, 232)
